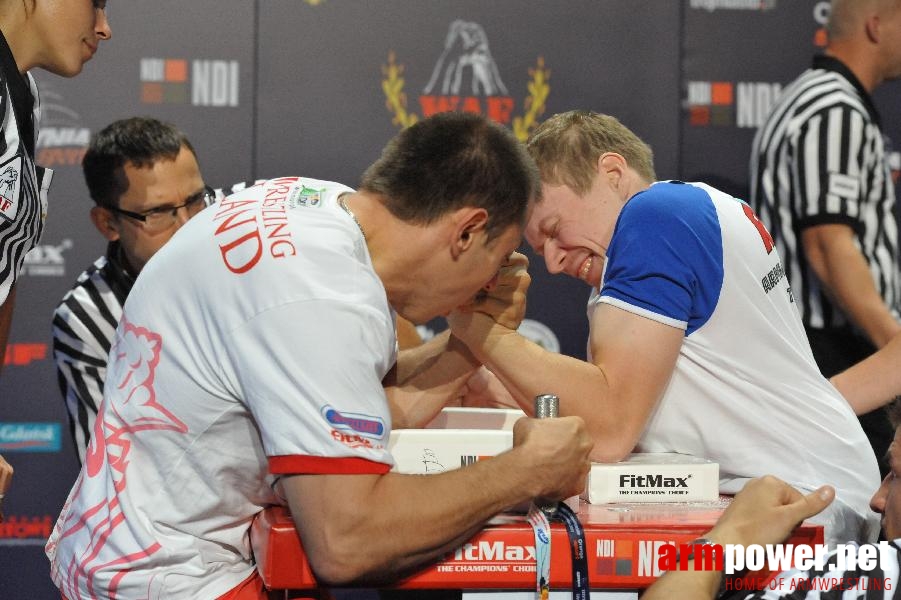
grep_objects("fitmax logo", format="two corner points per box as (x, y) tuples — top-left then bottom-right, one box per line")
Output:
(619, 474), (691, 488)
(23, 238), (71, 277)
(452, 541), (536, 562)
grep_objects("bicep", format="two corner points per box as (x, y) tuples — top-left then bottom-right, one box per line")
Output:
(589, 302), (683, 424)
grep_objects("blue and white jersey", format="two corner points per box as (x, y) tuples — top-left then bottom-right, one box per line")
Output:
(589, 181), (880, 543)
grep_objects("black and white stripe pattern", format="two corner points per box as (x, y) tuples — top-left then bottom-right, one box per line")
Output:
(0, 48), (47, 307)
(52, 183), (255, 463)
(750, 56), (899, 330)
(52, 245), (133, 463)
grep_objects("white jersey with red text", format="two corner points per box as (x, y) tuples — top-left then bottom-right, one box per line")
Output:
(590, 181), (880, 544)
(47, 177), (398, 599)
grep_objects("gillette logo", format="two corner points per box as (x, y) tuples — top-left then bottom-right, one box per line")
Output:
(619, 474), (691, 488)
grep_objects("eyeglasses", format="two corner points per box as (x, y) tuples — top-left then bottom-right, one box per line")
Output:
(92, 0), (108, 11)
(108, 185), (214, 234)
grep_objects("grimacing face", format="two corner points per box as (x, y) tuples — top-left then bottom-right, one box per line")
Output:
(524, 182), (611, 288)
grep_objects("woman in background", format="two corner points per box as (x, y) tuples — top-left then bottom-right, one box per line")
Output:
(0, 0), (111, 371)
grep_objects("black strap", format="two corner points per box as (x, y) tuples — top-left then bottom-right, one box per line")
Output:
(552, 502), (590, 599)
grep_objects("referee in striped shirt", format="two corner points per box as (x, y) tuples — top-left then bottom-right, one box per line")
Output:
(750, 0), (901, 476)
(52, 117), (230, 463)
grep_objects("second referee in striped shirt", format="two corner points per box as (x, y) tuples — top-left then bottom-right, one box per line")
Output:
(750, 0), (901, 476)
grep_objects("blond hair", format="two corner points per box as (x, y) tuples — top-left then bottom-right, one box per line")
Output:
(526, 111), (656, 196)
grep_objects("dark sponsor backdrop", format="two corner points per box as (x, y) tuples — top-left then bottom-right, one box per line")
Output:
(680, 0), (823, 197)
(2, 1), (901, 598)
(255, 0), (681, 182)
(681, 0), (901, 199)
(255, 0), (681, 359)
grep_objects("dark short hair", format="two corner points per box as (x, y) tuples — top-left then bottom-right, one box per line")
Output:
(359, 111), (539, 241)
(82, 117), (195, 209)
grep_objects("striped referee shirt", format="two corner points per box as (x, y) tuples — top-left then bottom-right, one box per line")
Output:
(0, 29), (53, 307)
(750, 55), (900, 331)
(52, 182), (255, 463)
(52, 242), (133, 463)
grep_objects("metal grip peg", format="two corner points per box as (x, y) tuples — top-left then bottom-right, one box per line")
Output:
(533, 394), (560, 516)
(534, 394), (559, 419)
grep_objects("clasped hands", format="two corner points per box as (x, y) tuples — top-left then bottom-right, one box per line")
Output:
(447, 251), (531, 345)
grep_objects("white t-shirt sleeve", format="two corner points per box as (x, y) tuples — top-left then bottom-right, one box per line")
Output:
(225, 298), (396, 475)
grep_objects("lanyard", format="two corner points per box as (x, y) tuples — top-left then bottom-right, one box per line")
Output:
(527, 503), (552, 599)
(528, 394), (590, 598)
(554, 502), (590, 600)
(526, 500), (590, 599)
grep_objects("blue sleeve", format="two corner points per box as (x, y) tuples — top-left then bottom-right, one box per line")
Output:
(600, 183), (724, 335)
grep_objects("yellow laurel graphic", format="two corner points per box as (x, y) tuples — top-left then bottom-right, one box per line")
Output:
(512, 57), (550, 142)
(381, 53), (550, 141)
(382, 51), (419, 129)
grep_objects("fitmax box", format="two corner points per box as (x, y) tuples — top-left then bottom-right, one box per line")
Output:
(584, 453), (719, 504)
(389, 408), (524, 474)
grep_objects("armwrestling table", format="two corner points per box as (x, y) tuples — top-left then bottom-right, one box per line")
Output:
(251, 499), (823, 599)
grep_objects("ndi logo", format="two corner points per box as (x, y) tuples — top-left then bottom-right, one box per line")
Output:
(140, 58), (239, 107)
(0, 423), (61, 453)
(686, 80), (782, 128)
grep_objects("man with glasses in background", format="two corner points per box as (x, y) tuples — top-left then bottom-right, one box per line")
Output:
(52, 116), (248, 464)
